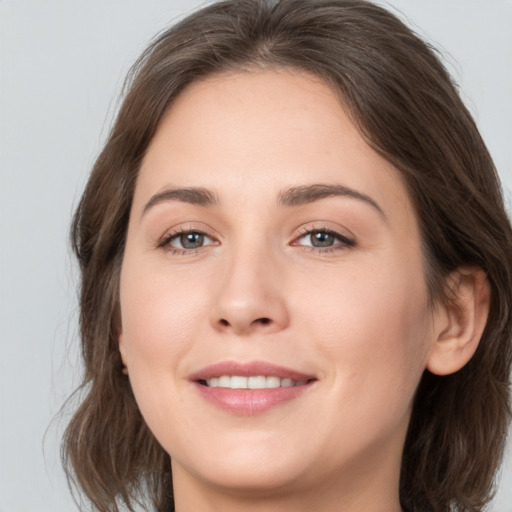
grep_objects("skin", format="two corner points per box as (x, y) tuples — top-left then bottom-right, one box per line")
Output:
(118, 69), (488, 512)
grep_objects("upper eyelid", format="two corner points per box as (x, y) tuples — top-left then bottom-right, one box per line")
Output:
(158, 229), (218, 254)
(294, 228), (355, 246)
(156, 224), (356, 249)
(158, 225), (218, 244)
(295, 224), (355, 240)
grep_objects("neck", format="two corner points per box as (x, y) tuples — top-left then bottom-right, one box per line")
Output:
(171, 446), (404, 512)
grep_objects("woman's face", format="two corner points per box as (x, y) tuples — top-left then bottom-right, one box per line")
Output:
(119, 70), (437, 505)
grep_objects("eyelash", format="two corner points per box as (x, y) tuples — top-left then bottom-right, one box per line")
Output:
(293, 226), (356, 253)
(158, 226), (356, 255)
(158, 227), (216, 255)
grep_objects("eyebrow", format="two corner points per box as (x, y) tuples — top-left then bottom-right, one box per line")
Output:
(278, 183), (386, 218)
(141, 183), (385, 219)
(142, 187), (219, 217)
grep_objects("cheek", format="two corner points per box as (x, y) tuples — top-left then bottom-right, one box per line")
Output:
(119, 261), (208, 374)
(296, 254), (432, 410)
(118, 263), (212, 445)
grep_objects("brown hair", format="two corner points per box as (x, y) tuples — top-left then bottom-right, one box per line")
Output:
(63, 1), (512, 511)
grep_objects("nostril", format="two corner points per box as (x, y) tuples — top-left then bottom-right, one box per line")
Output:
(216, 316), (274, 331)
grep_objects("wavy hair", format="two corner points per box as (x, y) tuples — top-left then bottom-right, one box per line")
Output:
(63, 1), (512, 511)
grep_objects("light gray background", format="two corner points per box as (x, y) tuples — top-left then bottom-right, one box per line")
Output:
(1, 1), (511, 511)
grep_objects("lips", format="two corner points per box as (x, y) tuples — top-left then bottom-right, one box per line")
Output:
(189, 360), (316, 382)
(189, 361), (317, 415)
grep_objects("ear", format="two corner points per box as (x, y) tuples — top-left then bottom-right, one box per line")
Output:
(118, 332), (128, 366)
(114, 307), (128, 367)
(427, 267), (490, 376)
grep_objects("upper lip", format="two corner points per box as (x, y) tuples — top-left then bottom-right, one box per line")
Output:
(188, 360), (317, 382)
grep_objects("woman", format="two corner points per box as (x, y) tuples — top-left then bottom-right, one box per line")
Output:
(63, 1), (512, 511)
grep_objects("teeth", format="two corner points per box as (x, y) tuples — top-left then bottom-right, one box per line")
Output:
(230, 376), (247, 389)
(205, 375), (307, 389)
(218, 376), (231, 387)
(248, 376), (266, 389)
(266, 376), (280, 388)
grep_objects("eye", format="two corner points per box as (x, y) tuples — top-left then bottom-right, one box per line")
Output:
(294, 228), (355, 251)
(160, 229), (216, 251)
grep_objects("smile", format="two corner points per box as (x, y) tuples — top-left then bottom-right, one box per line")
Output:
(203, 376), (308, 389)
(190, 361), (317, 415)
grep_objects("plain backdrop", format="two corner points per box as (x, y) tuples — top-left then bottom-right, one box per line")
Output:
(1, 1), (511, 511)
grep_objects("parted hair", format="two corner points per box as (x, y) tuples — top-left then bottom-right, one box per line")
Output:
(63, 1), (512, 511)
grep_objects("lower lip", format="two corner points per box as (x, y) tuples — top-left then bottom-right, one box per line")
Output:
(192, 382), (314, 415)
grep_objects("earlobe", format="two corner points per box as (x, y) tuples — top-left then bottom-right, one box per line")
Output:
(114, 305), (128, 365)
(118, 332), (127, 366)
(118, 332), (130, 375)
(115, 306), (129, 374)
(427, 267), (490, 376)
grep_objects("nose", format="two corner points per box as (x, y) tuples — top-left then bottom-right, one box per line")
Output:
(210, 247), (290, 336)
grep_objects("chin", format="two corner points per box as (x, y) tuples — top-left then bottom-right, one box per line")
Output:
(171, 435), (314, 495)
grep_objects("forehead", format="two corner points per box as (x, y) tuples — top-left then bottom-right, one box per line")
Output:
(145, 69), (365, 174)
(136, 69), (414, 226)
